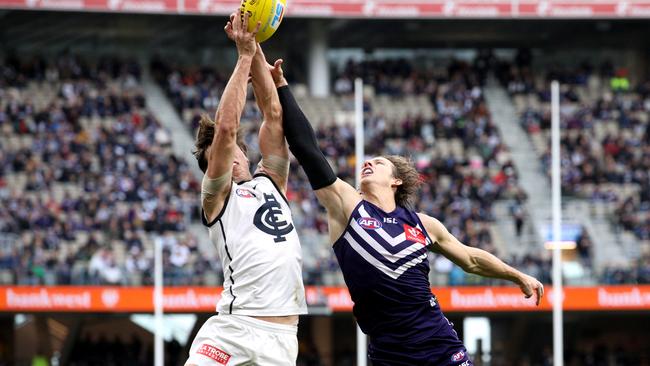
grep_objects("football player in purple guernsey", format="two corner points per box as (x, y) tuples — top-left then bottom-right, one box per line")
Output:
(267, 61), (544, 366)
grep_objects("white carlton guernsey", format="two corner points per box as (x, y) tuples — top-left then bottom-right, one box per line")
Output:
(202, 173), (308, 316)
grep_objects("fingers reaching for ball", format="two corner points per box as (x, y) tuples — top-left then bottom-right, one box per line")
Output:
(227, 10), (260, 57)
(269, 59), (287, 88)
(240, 0), (286, 43)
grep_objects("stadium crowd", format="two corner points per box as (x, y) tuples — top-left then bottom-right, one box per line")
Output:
(0, 54), (221, 286)
(501, 55), (650, 281)
(4, 53), (649, 287)
(505, 61), (650, 220)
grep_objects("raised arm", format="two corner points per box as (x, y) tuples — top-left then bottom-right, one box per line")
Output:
(250, 43), (290, 192)
(202, 13), (259, 221)
(418, 213), (545, 305)
(271, 64), (360, 242)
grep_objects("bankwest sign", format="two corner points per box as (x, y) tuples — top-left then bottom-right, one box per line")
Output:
(1, 286), (650, 313)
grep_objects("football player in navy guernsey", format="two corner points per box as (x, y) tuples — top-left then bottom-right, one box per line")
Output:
(186, 13), (307, 366)
(269, 61), (544, 365)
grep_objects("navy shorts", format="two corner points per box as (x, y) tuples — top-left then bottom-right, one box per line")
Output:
(368, 342), (473, 366)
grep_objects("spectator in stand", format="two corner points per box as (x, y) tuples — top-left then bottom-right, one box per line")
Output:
(0, 55), (209, 286)
(508, 59), (650, 244)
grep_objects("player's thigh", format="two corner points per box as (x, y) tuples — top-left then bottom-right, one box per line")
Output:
(185, 316), (253, 366)
(256, 332), (298, 366)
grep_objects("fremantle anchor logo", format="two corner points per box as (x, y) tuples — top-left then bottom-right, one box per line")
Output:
(254, 193), (294, 242)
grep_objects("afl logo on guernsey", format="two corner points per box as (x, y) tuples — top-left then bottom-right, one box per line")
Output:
(451, 350), (466, 362)
(357, 217), (382, 230)
(254, 193), (294, 242)
(236, 188), (255, 198)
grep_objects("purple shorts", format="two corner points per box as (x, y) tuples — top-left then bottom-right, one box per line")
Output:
(368, 343), (473, 366)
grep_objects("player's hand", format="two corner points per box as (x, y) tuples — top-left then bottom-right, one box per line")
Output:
(250, 43), (287, 88)
(224, 13), (236, 41)
(225, 10), (260, 57)
(517, 273), (544, 306)
(269, 59), (287, 88)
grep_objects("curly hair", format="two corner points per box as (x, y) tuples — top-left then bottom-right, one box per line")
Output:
(193, 114), (248, 173)
(383, 155), (423, 209)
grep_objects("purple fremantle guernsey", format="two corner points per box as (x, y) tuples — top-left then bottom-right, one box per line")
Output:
(333, 200), (471, 366)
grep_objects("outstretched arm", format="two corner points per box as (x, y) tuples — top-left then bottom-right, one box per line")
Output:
(418, 213), (545, 305)
(202, 13), (259, 222)
(272, 63), (360, 242)
(250, 43), (289, 192)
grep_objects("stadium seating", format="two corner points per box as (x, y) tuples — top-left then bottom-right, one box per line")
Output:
(7, 54), (647, 286)
(153, 57), (555, 286)
(502, 59), (650, 283)
(0, 55), (221, 286)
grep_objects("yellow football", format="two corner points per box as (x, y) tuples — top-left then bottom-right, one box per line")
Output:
(240, 0), (286, 43)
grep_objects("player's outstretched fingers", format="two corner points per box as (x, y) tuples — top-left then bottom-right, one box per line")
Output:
(251, 21), (261, 36)
(535, 283), (544, 305)
(225, 21), (234, 39)
(242, 11), (250, 34)
(233, 8), (243, 30)
(273, 59), (284, 71)
(270, 59), (284, 79)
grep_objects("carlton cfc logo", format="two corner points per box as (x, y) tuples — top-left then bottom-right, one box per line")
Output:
(254, 193), (294, 242)
(357, 217), (382, 230)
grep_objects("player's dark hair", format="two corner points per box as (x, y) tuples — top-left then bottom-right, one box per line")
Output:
(383, 155), (422, 209)
(193, 114), (248, 173)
